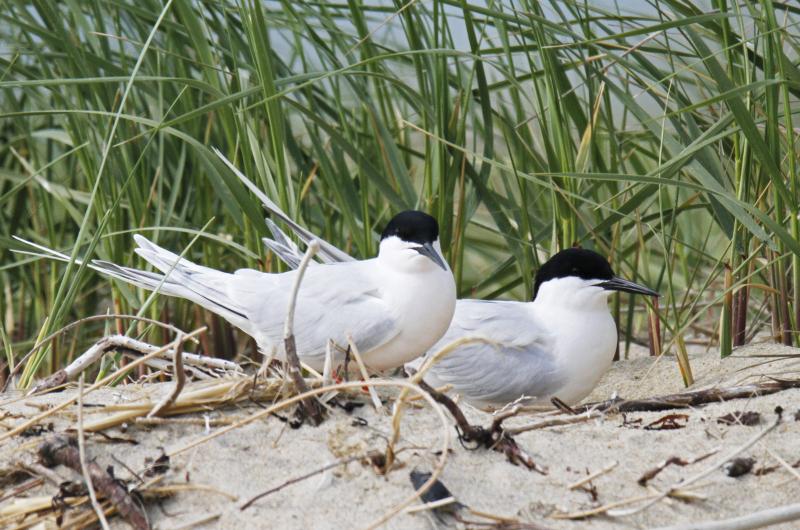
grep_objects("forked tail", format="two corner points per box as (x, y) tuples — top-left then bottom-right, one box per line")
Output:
(13, 235), (250, 329)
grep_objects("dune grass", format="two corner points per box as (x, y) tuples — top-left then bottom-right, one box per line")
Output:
(1, 0), (799, 387)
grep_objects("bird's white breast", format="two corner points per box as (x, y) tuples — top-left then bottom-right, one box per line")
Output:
(531, 279), (618, 404)
(364, 262), (456, 371)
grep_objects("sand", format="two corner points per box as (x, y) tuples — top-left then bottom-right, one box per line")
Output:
(1, 343), (800, 529)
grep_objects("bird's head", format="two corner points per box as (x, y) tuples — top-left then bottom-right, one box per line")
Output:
(378, 211), (449, 272)
(532, 248), (658, 306)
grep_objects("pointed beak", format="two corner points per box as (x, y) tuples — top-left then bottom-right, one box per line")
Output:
(414, 242), (448, 271)
(598, 277), (659, 297)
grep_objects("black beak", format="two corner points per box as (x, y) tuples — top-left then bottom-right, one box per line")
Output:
(598, 277), (659, 297)
(414, 242), (448, 271)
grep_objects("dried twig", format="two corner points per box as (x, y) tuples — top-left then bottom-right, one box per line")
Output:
(164, 512), (222, 529)
(30, 332), (236, 394)
(644, 413), (689, 430)
(147, 331), (188, 418)
(568, 461), (618, 490)
(417, 379), (546, 473)
(637, 449), (717, 487)
(766, 449), (800, 482)
(20, 462), (65, 486)
(551, 492), (663, 520)
(240, 452), (369, 510)
(652, 502), (800, 530)
(0, 327), (207, 442)
(346, 333), (383, 413)
(282, 240), (324, 425)
(39, 435), (149, 529)
(576, 379), (800, 413)
(1, 313), (194, 392)
(609, 407), (784, 517)
(77, 375), (112, 530)
(506, 410), (603, 435)
(0, 477), (44, 504)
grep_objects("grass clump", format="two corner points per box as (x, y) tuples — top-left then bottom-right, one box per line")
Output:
(1, 0), (799, 386)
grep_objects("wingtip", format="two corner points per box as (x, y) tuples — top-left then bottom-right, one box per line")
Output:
(132, 233), (153, 249)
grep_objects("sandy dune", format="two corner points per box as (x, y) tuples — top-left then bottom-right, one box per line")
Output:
(1, 343), (799, 529)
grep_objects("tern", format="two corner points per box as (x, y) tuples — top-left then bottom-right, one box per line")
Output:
(15, 210), (457, 373)
(254, 208), (658, 409)
(412, 247), (658, 408)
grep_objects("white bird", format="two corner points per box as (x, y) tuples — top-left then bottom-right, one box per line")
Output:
(412, 248), (657, 408)
(15, 210), (457, 373)
(256, 214), (658, 409)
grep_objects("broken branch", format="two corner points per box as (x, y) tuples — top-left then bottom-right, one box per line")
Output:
(282, 239), (324, 425)
(417, 379), (545, 473)
(147, 331), (189, 417)
(577, 379), (800, 414)
(39, 435), (149, 530)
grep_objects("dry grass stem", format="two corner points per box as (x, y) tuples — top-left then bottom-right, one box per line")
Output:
(766, 449), (800, 482)
(567, 461), (619, 490)
(0, 326), (207, 442)
(1, 313), (194, 392)
(240, 453), (366, 510)
(78, 374), (112, 530)
(506, 411), (603, 435)
(147, 330), (188, 417)
(403, 496), (458, 513)
(346, 333), (383, 413)
(31, 333), (238, 394)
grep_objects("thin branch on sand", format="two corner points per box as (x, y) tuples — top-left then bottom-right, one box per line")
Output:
(608, 407), (784, 517)
(0, 327), (207, 442)
(39, 434), (149, 530)
(567, 461), (619, 490)
(416, 379), (546, 473)
(346, 333), (383, 413)
(30, 333), (239, 394)
(1, 313), (195, 392)
(637, 449), (718, 487)
(147, 330), (189, 417)
(652, 501), (800, 530)
(240, 452), (370, 510)
(506, 411), (602, 435)
(77, 375), (112, 530)
(282, 239), (324, 425)
(576, 378), (800, 413)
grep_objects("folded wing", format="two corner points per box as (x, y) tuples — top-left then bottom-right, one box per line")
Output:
(419, 300), (564, 407)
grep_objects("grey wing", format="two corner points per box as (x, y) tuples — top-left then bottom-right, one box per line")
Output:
(239, 261), (399, 366)
(422, 300), (564, 406)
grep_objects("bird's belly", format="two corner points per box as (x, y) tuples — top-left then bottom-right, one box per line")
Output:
(549, 311), (617, 404)
(364, 271), (456, 371)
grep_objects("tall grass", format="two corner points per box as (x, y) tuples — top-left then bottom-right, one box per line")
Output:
(1, 0), (799, 388)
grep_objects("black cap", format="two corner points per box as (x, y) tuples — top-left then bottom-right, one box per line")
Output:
(380, 210), (439, 245)
(533, 248), (613, 299)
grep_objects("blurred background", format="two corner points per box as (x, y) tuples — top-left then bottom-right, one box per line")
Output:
(1, 0), (799, 388)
